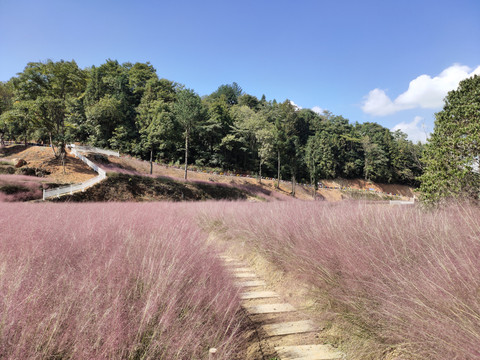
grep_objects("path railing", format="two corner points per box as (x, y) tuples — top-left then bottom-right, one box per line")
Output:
(69, 144), (120, 157)
(389, 199), (415, 205)
(42, 146), (108, 200)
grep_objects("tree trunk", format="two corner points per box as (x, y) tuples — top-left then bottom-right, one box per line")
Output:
(312, 163), (317, 200)
(49, 133), (57, 157)
(60, 142), (66, 175)
(276, 149), (281, 189)
(150, 148), (153, 175)
(292, 173), (296, 197)
(0, 130), (5, 148)
(184, 131), (189, 180)
(258, 160), (262, 184)
(24, 128), (27, 147)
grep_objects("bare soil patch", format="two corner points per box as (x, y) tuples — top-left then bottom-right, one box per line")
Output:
(1, 145), (97, 184)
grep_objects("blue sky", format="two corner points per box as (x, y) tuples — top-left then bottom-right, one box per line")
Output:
(1, 0), (479, 143)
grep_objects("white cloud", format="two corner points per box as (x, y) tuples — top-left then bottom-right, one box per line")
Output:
(311, 106), (325, 114)
(392, 116), (429, 143)
(289, 100), (302, 110)
(362, 64), (480, 116)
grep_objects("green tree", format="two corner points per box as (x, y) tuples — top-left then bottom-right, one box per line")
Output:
(391, 130), (424, 185)
(199, 96), (233, 168)
(174, 88), (204, 179)
(256, 123), (275, 182)
(135, 78), (178, 173)
(419, 75), (480, 204)
(1, 100), (35, 147)
(306, 131), (336, 189)
(14, 60), (86, 168)
(0, 81), (14, 147)
(209, 82), (243, 106)
(83, 60), (136, 150)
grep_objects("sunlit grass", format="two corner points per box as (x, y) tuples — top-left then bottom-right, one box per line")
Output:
(206, 201), (480, 359)
(0, 203), (245, 359)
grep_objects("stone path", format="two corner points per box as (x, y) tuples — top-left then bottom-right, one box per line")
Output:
(221, 255), (344, 360)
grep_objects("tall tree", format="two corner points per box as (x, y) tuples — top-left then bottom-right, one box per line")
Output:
(419, 74), (480, 204)
(0, 81), (14, 147)
(174, 88), (204, 179)
(256, 123), (275, 182)
(136, 78), (178, 172)
(14, 60), (86, 168)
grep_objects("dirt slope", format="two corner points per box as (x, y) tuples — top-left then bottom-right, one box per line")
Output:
(1, 145), (97, 184)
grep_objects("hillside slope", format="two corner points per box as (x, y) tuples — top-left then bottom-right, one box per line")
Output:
(51, 173), (260, 202)
(1, 145), (415, 202)
(97, 154), (415, 201)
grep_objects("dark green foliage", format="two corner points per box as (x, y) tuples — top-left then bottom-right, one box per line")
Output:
(419, 75), (480, 204)
(4, 59), (425, 188)
(208, 82), (243, 106)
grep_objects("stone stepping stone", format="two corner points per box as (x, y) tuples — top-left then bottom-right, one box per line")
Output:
(236, 280), (266, 287)
(263, 320), (316, 337)
(274, 344), (343, 360)
(240, 291), (279, 299)
(233, 272), (257, 278)
(245, 303), (296, 314)
(224, 260), (245, 270)
(219, 256), (242, 264)
(231, 267), (254, 273)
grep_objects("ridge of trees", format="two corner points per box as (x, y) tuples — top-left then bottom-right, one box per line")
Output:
(0, 59), (425, 188)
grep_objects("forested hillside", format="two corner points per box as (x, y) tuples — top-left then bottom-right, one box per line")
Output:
(0, 59), (424, 188)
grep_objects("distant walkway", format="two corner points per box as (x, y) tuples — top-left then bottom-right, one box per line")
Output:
(42, 145), (117, 200)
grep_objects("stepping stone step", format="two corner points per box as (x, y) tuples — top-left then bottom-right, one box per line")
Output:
(245, 303), (296, 314)
(220, 257), (244, 265)
(223, 260), (244, 266)
(219, 255), (235, 261)
(231, 267), (254, 273)
(274, 344), (343, 360)
(241, 291), (279, 299)
(233, 272), (257, 278)
(263, 320), (316, 337)
(236, 280), (266, 287)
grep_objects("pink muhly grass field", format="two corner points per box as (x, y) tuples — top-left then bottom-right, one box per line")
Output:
(210, 201), (480, 359)
(0, 203), (244, 359)
(0, 174), (45, 202)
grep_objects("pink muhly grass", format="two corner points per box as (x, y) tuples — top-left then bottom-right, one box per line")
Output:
(0, 174), (45, 201)
(0, 203), (245, 359)
(210, 201), (480, 359)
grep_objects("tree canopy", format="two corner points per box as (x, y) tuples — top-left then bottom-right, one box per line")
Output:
(1, 59), (426, 191)
(419, 74), (480, 204)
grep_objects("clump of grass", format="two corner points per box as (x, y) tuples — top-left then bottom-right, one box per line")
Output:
(0, 203), (245, 359)
(209, 201), (480, 359)
(0, 184), (29, 194)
